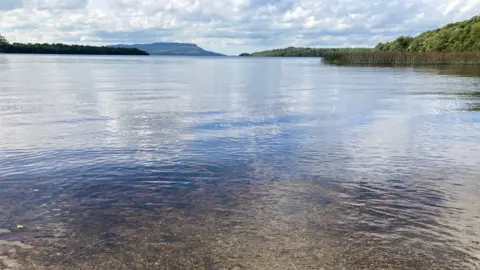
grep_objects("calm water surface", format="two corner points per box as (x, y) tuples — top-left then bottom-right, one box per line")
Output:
(0, 55), (479, 269)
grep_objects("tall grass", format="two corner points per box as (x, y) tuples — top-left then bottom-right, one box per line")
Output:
(323, 52), (480, 65)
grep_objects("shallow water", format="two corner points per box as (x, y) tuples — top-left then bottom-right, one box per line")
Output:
(0, 55), (479, 269)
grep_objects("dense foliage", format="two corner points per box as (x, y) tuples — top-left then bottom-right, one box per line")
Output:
(376, 15), (480, 52)
(109, 42), (225, 56)
(239, 47), (372, 57)
(0, 37), (148, 55)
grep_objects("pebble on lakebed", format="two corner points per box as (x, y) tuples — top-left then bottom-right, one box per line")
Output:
(0, 240), (34, 270)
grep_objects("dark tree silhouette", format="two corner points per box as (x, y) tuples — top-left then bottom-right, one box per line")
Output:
(0, 39), (148, 55)
(0, 35), (8, 44)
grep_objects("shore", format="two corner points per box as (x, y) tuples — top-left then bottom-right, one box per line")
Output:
(322, 52), (480, 65)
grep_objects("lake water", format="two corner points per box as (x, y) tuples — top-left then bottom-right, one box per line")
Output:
(0, 55), (479, 269)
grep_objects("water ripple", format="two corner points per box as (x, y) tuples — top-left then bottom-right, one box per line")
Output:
(0, 55), (479, 269)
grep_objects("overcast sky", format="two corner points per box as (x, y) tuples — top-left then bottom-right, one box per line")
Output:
(0, 0), (479, 55)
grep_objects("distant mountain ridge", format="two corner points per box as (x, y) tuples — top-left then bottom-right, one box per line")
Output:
(109, 42), (225, 56)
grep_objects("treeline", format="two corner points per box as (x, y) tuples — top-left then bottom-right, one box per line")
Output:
(0, 37), (148, 55)
(239, 47), (372, 57)
(376, 15), (480, 52)
(0, 43), (148, 55)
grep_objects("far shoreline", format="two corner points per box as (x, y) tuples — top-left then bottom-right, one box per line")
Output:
(0, 40), (148, 56)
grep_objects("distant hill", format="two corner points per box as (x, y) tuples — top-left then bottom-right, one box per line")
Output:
(239, 47), (372, 57)
(109, 42), (225, 56)
(376, 15), (480, 52)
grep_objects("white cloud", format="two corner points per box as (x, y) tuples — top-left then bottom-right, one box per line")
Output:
(0, 0), (479, 55)
(30, 0), (88, 10)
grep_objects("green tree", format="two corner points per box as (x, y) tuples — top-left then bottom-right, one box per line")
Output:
(0, 35), (8, 53)
(0, 34), (8, 44)
(395, 36), (414, 51)
(470, 22), (480, 39)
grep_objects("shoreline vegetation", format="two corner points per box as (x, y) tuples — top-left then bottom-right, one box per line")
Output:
(0, 36), (148, 56)
(375, 16), (480, 53)
(0, 43), (149, 55)
(322, 52), (480, 65)
(240, 15), (480, 65)
(239, 47), (372, 57)
(239, 47), (480, 66)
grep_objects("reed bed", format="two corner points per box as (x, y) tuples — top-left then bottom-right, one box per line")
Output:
(323, 52), (480, 65)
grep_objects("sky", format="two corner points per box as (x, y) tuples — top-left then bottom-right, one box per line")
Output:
(0, 0), (479, 55)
